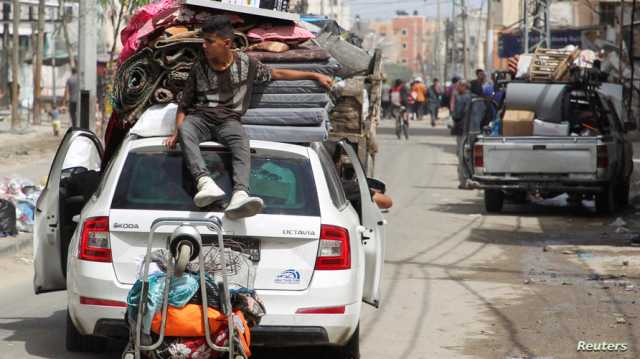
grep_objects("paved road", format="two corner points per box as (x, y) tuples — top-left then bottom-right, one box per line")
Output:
(1, 120), (640, 359)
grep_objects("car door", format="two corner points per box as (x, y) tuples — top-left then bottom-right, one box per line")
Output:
(339, 141), (386, 308)
(33, 128), (103, 294)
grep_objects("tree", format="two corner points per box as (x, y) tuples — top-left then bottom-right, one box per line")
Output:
(11, 0), (20, 130)
(33, 0), (45, 125)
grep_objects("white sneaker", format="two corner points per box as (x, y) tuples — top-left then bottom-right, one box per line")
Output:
(224, 191), (264, 219)
(193, 176), (226, 208)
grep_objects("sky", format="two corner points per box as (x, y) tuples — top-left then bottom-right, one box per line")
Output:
(347, 0), (485, 22)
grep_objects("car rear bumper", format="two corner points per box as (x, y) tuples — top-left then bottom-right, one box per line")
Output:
(69, 260), (360, 346)
(92, 320), (331, 347)
(472, 176), (607, 193)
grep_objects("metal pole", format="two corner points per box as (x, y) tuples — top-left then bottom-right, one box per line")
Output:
(523, 0), (529, 54)
(462, 0), (469, 79)
(434, 0), (441, 80)
(52, 7), (57, 107)
(485, 0), (492, 72)
(33, 0), (45, 125)
(620, 0), (625, 84)
(78, 0), (97, 131)
(11, 0), (20, 130)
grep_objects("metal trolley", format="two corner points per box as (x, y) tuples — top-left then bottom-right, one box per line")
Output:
(123, 217), (248, 359)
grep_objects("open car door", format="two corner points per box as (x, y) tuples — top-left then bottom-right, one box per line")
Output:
(34, 128), (103, 294)
(339, 141), (386, 308)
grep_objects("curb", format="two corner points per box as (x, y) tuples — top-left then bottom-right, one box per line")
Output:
(0, 234), (32, 257)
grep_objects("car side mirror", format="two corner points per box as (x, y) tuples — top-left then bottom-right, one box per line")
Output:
(624, 122), (637, 132)
(366, 178), (386, 194)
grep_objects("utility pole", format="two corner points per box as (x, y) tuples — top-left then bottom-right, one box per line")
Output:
(433, 0), (442, 81)
(522, 0), (550, 54)
(462, 0), (469, 79)
(485, 0), (493, 73)
(33, 0), (45, 125)
(1, 3), (10, 107)
(78, 0), (97, 131)
(11, 0), (20, 130)
(619, 0), (625, 83)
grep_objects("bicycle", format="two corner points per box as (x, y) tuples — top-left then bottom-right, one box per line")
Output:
(393, 105), (409, 140)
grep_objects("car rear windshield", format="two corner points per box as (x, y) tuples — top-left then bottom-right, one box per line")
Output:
(111, 146), (320, 216)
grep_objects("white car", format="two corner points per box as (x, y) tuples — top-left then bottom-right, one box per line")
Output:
(33, 118), (385, 358)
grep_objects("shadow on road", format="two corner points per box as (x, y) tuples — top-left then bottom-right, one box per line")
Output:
(377, 126), (451, 137)
(0, 310), (122, 358)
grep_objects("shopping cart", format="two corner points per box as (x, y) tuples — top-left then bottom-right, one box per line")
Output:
(122, 216), (251, 359)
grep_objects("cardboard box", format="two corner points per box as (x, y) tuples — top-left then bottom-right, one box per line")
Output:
(502, 110), (534, 136)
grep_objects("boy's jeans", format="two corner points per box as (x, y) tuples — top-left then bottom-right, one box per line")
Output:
(178, 114), (250, 193)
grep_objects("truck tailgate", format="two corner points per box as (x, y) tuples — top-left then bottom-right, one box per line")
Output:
(482, 137), (599, 174)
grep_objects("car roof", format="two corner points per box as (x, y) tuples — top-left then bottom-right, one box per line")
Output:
(126, 136), (312, 158)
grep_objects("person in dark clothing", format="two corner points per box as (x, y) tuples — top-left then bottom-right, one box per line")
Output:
(469, 68), (486, 97)
(164, 16), (332, 219)
(451, 81), (472, 189)
(426, 78), (441, 127)
(64, 68), (79, 127)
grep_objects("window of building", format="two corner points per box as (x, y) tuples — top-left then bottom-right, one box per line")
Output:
(402, 43), (407, 49)
(402, 59), (407, 63)
(401, 29), (407, 36)
(599, 3), (616, 26)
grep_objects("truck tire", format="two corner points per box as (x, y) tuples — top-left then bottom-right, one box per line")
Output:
(333, 325), (360, 359)
(596, 184), (617, 214)
(484, 190), (504, 213)
(66, 311), (107, 352)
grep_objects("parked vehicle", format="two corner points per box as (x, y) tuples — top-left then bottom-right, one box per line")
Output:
(463, 80), (634, 214)
(33, 114), (386, 358)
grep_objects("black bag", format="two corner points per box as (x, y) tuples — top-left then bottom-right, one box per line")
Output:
(0, 199), (17, 236)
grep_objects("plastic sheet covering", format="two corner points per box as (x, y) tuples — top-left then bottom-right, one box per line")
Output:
(0, 199), (17, 237)
(0, 177), (41, 236)
(315, 31), (371, 78)
(127, 271), (199, 334)
(504, 82), (567, 123)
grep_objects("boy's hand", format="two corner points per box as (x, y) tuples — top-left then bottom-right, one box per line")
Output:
(164, 132), (178, 149)
(315, 74), (333, 90)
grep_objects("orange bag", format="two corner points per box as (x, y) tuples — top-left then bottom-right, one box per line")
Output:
(151, 304), (225, 337)
(233, 310), (252, 357)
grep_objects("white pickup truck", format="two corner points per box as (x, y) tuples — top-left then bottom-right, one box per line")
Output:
(465, 81), (634, 214)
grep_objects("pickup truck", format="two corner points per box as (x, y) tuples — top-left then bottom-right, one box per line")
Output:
(464, 81), (634, 214)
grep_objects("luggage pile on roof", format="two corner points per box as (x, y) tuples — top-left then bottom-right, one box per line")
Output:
(110, 0), (373, 144)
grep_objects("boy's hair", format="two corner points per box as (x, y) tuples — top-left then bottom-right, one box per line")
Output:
(202, 15), (234, 40)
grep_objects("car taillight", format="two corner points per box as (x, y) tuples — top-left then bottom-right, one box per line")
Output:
(296, 305), (346, 314)
(79, 216), (111, 262)
(315, 225), (350, 270)
(474, 144), (484, 168)
(597, 145), (608, 169)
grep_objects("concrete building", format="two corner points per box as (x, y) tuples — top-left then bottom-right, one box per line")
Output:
(391, 16), (427, 74)
(305, 0), (352, 30)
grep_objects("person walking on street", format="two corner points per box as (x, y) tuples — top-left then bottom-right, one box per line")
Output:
(164, 15), (332, 219)
(470, 69), (487, 97)
(64, 68), (79, 127)
(381, 81), (391, 119)
(411, 77), (427, 120)
(451, 81), (472, 189)
(426, 78), (441, 127)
